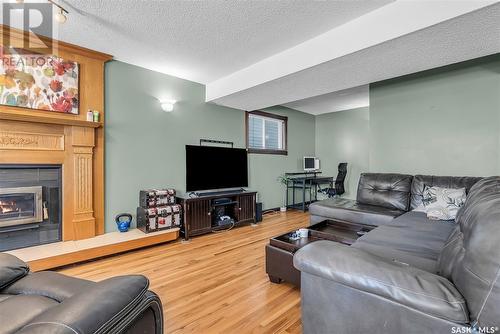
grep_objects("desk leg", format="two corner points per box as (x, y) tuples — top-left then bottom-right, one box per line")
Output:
(302, 179), (306, 212)
(285, 181), (288, 208)
(309, 182), (312, 204)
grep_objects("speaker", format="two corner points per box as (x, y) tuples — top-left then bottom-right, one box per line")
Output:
(255, 202), (263, 222)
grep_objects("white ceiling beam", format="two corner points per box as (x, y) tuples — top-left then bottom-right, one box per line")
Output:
(283, 85), (370, 115)
(206, 0), (498, 105)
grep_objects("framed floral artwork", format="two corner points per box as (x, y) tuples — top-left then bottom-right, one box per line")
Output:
(0, 52), (79, 114)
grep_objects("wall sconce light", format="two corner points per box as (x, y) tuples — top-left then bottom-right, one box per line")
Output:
(160, 100), (176, 112)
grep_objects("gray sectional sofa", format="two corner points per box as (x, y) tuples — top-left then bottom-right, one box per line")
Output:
(309, 173), (481, 273)
(295, 173), (500, 334)
(309, 173), (481, 227)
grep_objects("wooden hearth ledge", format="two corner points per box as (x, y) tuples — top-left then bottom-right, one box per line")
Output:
(7, 228), (179, 272)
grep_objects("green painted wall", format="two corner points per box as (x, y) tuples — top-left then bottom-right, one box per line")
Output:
(315, 107), (370, 198)
(105, 55), (499, 231)
(104, 61), (314, 232)
(314, 55), (500, 199)
(247, 105), (316, 209)
(370, 56), (500, 176)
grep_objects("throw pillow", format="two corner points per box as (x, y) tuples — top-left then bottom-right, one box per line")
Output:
(422, 186), (467, 221)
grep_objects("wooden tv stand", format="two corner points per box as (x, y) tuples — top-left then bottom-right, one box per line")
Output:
(177, 191), (257, 240)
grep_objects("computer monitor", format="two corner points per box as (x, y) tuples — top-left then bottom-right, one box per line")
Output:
(303, 157), (320, 172)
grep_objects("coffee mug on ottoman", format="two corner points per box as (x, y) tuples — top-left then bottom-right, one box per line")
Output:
(298, 228), (309, 238)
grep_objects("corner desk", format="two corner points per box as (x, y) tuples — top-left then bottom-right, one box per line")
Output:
(285, 172), (334, 212)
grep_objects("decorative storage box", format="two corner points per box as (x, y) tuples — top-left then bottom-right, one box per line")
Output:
(137, 204), (181, 233)
(137, 188), (181, 234)
(139, 189), (176, 208)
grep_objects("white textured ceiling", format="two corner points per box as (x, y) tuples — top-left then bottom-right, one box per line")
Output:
(284, 85), (369, 115)
(3, 0), (498, 114)
(48, 0), (394, 84)
(208, 1), (500, 112)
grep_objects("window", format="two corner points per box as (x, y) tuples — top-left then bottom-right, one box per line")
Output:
(246, 111), (287, 155)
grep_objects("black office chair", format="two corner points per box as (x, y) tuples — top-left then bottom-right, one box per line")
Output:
(319, 163), (348, 198)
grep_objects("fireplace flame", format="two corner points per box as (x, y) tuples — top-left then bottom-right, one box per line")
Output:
(0, 200), (19, 214)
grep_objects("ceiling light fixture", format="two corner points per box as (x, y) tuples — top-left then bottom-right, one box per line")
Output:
(48, 0), (69, 24)
(54, 8), (67, 23)
(160, 100), (177, 112)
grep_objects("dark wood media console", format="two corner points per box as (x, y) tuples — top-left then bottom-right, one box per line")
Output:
(177, 191), (257, 240)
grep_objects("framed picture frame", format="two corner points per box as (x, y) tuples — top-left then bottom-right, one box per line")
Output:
(0, 49), (79, 114)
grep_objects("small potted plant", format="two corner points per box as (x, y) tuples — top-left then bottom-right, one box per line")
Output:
(277, 174), (290, 212)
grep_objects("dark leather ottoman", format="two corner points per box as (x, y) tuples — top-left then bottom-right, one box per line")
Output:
(266, 220), (374, 287)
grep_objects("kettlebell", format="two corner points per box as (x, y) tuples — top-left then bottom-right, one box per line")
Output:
(115, 213), (132, 232)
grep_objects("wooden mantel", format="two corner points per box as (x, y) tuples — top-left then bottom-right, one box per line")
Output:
(0, 109), (103, 128)
(0, 25), (112, 240)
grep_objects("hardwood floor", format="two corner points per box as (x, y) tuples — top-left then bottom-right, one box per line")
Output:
(58, 210), (309, 333)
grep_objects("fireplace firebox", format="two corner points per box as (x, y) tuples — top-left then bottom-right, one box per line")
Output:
(0, 186), (43, 227)
(0, 165), (62, 251)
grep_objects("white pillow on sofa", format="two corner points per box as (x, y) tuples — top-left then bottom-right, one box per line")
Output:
(422, 186), (467, 221)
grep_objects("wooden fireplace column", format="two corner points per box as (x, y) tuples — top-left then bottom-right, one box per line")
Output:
(65, 126), (96, 240)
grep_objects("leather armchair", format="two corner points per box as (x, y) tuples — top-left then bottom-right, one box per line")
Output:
(0, 254), (163, 334)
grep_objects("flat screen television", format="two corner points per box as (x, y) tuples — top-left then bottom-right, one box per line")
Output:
(186, 145), (248, 192)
